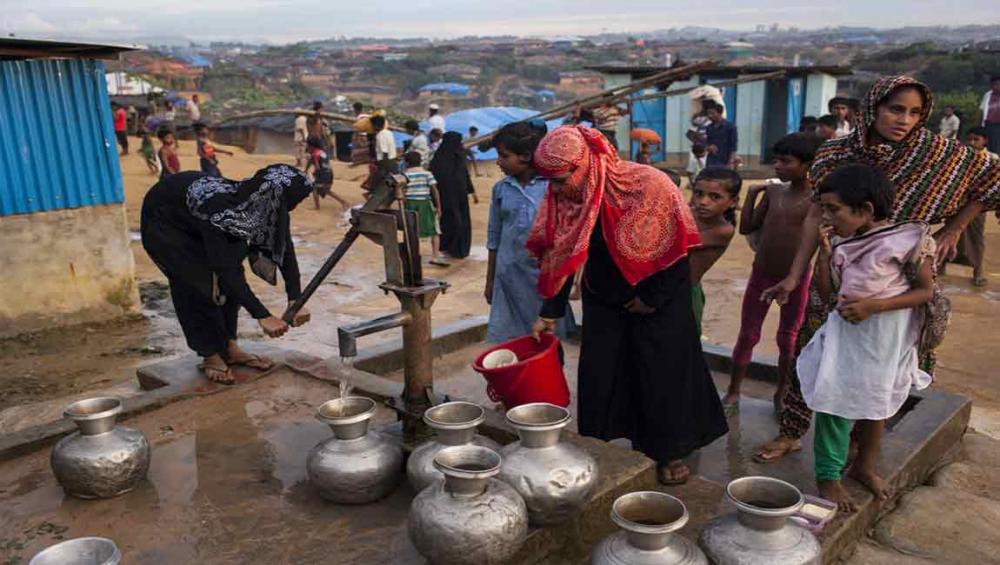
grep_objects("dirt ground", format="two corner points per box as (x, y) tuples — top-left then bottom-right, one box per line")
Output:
(3, 136), (1000, 435)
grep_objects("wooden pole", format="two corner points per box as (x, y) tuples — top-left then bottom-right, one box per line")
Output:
(214, 109), (409, 133)
(463, 60), (718, 148)
(628, 70), (787, 103)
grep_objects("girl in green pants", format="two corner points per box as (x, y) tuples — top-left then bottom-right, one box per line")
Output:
(799, 163), (936, 512)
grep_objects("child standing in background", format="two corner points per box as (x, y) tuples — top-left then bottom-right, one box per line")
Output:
(728, 133), (822, 415)
(799, 163), (934, 511)
(304, 136), (350, 211)
(485, 121), (576, 342)
(139, 127), (158, 175)
(194, 123), (233, 177)
(687, 167), (741, 337)
(157, 128), (181, 180)
(402, 151), (445, 266)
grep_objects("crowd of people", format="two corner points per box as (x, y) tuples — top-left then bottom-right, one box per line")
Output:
(132, 75), (1000, 511)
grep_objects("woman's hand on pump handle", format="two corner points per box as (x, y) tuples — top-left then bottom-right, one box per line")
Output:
(289, 305), (311, 327)
(259, 316), (290, 338)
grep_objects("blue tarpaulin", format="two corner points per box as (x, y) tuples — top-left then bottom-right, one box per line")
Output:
(419, 106), (563, 160)
(418, 82), (471, 96)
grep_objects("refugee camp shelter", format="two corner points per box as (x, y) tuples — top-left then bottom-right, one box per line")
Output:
(0, 37), (140, 337)
(587, 64), (851, 166)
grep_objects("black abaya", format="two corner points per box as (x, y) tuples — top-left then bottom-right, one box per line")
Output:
(542, 224), (728, 464)
(430, 132), (475, 258)
(140, 167), (309, 356)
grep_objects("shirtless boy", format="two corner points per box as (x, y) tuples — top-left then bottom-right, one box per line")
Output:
(724, 133), (823, 415)
(688, 167), (741, 336)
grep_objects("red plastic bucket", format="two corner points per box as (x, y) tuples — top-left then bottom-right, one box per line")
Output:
(472, 334), (570, 410)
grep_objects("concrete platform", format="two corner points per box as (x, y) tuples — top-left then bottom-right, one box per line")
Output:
(0, 335), (970, 564)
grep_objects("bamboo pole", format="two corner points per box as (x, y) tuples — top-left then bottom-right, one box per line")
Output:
(628, 70), (787, 103)
(214, 109), (409, 133)
(463, 60), (717, 148)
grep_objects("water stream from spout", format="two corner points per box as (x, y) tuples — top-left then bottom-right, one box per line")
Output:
(338, 356), (355, 399)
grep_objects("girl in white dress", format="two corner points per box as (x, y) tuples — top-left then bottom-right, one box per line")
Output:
(799, 163), (935, 511)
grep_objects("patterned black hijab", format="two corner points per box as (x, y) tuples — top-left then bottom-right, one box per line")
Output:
(186, 164), (313, 283)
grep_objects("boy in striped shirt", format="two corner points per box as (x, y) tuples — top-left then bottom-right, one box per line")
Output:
(402, 151), (446, 266)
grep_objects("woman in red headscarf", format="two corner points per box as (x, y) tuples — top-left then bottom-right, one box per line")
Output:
(528, 125), (728, 484)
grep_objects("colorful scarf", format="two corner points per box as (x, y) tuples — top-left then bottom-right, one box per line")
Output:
(526, 125), (701, 298)
(811, 75), (1000, 223)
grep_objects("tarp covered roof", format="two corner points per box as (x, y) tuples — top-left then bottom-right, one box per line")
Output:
(420, 106), (564, 161)
(418, 82), (471, 95)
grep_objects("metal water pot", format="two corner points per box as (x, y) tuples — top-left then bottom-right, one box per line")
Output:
(592, 491), (707, 564)
(407, 401), (502, 492)
(499, 402), (597, 526)
(698, 476), (821, 565)
(29, 537), (121, 565)
(306, 396), (403, 504)
(50, 397), (150, 499)
(408, 445), (528, 565)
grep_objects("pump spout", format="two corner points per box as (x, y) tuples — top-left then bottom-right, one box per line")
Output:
(337, 311), (412, 358)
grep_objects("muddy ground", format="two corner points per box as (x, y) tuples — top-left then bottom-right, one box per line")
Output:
(3, 136), (1000, 435)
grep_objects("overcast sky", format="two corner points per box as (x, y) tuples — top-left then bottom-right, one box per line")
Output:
(3, 1), (1000, 44)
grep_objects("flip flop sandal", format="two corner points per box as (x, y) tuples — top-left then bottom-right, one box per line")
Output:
(753, 439), (802, 464)
(199, 363), (236, 385)
(657, 462), (691, 485)
(973, 277), (988, 287)
(429, 260), (451, 267)
(229, 353), (274, 371)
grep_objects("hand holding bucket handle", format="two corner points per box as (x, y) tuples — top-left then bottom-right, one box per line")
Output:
(532, 317), (558, 341)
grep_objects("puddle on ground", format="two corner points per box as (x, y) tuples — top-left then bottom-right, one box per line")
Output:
(0, 373), (423, 565)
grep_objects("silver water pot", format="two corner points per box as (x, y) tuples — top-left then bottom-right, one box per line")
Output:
(306, 396), (403, 504)
(406, 401), (502, 492)
(51, 397), (150, 499)
(408, 445), (528, 565)
(698, 476), (821, 565)
(592, 491), (708, 564)
(499, 402), (597, 526)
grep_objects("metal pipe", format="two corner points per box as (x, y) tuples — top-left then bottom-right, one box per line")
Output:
(337, 311), (412, 358)
(283, 227), (360, 324)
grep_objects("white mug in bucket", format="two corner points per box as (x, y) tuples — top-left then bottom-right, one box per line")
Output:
(483, 349), (518, 369)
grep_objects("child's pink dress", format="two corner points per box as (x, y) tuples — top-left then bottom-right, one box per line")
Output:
(797, 222), (934, 420)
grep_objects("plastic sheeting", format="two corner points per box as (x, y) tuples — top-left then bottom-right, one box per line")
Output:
(418, 82), (471, 96)
(420, 107), (563, 161)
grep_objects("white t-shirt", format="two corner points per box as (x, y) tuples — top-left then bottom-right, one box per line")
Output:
(834, 121), (853, 139)
(375, 129), (397, 161)
(294, 115), (308, 143)
(427, 114), (446, 133)
(410, 132), (430, 164)
(188, 101), (200, 122)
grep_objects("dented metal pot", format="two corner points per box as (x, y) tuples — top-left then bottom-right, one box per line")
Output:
(406, 401), (501, 492)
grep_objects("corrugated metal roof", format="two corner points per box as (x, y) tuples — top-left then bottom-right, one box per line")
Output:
(0, 58), (125, 216)
(0, 37), (139, 61)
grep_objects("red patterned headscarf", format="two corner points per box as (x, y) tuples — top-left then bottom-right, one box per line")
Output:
(526, 125), (701, 298)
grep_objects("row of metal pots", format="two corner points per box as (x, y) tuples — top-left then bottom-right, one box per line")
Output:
(41, 395), (821, 565)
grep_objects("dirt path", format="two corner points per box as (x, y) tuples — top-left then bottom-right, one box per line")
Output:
(4, 139), (1000, 437)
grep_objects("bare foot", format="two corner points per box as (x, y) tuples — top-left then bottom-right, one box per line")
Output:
(818, 479), (856, 512)
(849, 466), (891, 501)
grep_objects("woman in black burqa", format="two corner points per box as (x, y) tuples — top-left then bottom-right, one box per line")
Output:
(140, 164), (313, 384)
(429, 131), (479, 258)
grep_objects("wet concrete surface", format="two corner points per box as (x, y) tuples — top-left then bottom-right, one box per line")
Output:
(0, 338), (971, 564)
(0, 371), (432, 565)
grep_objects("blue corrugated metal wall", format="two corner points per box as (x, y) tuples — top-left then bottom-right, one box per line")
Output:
(0, 58), (124, 216)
